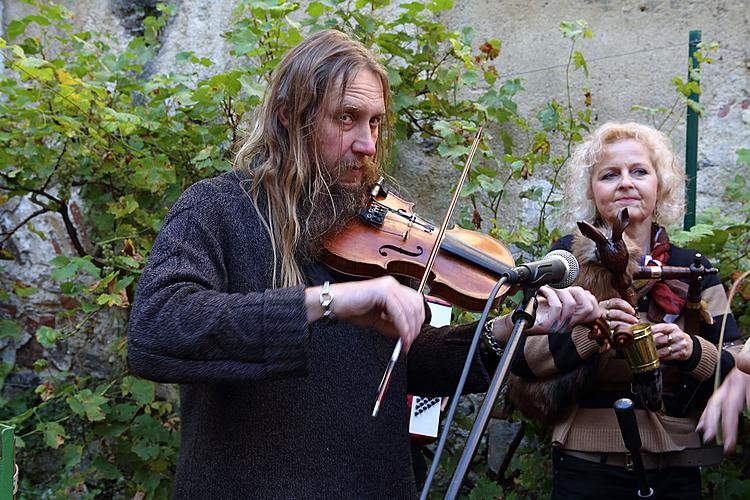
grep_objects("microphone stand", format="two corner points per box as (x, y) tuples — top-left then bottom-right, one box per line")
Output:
(444, 284), (540, 500)
(614, 398), (654, 498)
(419, 276), (508, 500)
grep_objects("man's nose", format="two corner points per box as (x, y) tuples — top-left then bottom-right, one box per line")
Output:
(351, 125), (377, 157)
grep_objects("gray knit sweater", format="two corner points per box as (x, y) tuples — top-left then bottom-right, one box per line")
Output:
(127, 171), (492, 499)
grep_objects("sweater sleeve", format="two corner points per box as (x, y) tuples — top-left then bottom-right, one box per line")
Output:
(127, 186), (310, 384)
(510, 235), (601, 378)
(406, 322), (493, 396)
(511, 325), (600, 378)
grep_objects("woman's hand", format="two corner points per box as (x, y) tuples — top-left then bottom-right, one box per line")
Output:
(651, 323), (692, 361)
(697, 368), (750, 453)
(737, 340), (750, 375)
(305, 276), (425, 352)
(599, 297), (638, 335)
(526, 286), (603, 334)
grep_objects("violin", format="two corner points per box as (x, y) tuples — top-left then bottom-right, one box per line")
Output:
(321, 180), (517, 312)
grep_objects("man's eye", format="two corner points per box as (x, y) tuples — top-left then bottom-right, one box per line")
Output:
(339, 114), (353, 125)
(370, 116), (382, 127)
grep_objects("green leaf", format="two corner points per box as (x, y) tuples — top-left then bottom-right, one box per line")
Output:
(36, 325), (61, 347)
(40, 421), (67, 449)
(537, 102), (559, 131)
(437, 142), (469, 159)
(122, 375), (155, 405)
(468, 476), (503, 499)
(427, 0), (454, 13)
(114, 276), (134, 292)
(133, 439), (162, 460)
(51, 262), (77, 282)
(573, 50), (588, 77)
(0, 320), (19, 340)
(96, 293), (125, 307)
(63, 444), (83, 468)
(72, 257), (100, 277)
(93, 455), (121, 480)
(175, 50), (195, 64)
(737, 148), (750, 167)
(110, 403), (139, 422)
(109, 195), (140, 219)
(67, 389), (108, 422)
(94, 422), (129, 437)
(306, 1), (326, 16)
(49, 255), (70, 267)
(6, 20), (29, 42)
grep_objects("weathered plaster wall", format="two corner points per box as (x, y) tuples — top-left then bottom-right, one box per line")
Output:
(432, 0), (750, 230)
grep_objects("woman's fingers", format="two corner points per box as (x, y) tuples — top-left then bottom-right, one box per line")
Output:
(567, 287), (602, 324)
(651, 323), (692, 361)
(535, 286), (563, 332)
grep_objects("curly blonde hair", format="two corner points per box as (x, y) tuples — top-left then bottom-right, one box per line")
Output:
(562, 122), (686, 230)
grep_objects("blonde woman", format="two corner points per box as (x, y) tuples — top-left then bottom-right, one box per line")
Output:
(511, 122), (741, 499)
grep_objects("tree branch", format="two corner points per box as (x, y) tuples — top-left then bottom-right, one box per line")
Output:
(0, 207), (50, 245)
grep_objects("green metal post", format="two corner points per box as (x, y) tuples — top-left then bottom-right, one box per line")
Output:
(0, 424), (15, 500)
(684, 30), (701, 230)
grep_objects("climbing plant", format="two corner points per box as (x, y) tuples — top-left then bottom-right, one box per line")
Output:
(1, 0), (747, 498)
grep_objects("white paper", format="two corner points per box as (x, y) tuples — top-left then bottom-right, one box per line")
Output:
(409, 300), (452, 438)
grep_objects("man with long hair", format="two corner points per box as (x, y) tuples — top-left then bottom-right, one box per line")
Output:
(128, 29), (602, 497)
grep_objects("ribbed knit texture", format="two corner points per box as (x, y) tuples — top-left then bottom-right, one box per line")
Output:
(128, 171), (492, 498)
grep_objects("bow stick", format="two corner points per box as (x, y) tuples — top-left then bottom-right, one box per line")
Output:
(372, 126), (484, 417)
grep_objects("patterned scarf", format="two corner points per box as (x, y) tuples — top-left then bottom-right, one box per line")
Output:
(634, 224), (686, 315)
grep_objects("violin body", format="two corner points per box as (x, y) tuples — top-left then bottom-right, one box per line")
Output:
(321, 184), (516, 312)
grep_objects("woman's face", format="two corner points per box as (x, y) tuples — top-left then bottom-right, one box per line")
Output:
(591, 139), (659, 227)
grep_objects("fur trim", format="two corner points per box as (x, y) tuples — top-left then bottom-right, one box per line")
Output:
(570, 227), (641, 301)
(507, 356), (601, 423)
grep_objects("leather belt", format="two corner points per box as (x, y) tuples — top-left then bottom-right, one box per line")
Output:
(562, 447), (723, 470)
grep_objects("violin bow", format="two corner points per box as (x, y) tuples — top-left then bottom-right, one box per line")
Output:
(372, 126), (484, 417)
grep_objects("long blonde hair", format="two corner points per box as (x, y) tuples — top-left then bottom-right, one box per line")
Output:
(562, 122), (686, 230)
(234, 30), (391, 287)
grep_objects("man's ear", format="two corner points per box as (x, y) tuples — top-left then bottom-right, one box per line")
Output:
(277, 105), (289, 128)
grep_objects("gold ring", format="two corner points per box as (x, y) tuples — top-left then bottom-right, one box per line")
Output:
(605, 309), (610, 320)
(667, 333), (672, 345)
(668, 345), (673, 354)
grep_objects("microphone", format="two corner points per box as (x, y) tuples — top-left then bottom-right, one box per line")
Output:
(502, 250), (579, 289)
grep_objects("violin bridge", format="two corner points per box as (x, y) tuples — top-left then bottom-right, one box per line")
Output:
(402, 214), (416, 241)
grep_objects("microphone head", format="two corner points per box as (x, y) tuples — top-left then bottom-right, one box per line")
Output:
(544, 249), (579, 289)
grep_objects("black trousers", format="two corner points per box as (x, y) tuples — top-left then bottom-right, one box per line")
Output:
(552, 449), (702, 500)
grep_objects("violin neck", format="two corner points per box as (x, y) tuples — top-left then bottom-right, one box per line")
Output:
(441, 234), (511, 277)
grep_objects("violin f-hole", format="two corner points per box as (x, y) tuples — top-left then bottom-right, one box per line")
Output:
(379, 244), (424, 258)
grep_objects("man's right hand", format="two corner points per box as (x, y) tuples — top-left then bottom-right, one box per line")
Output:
(306, 276), (425, 352)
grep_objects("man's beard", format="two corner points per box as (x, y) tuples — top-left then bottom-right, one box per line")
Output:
(299, 156), (379, 260)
